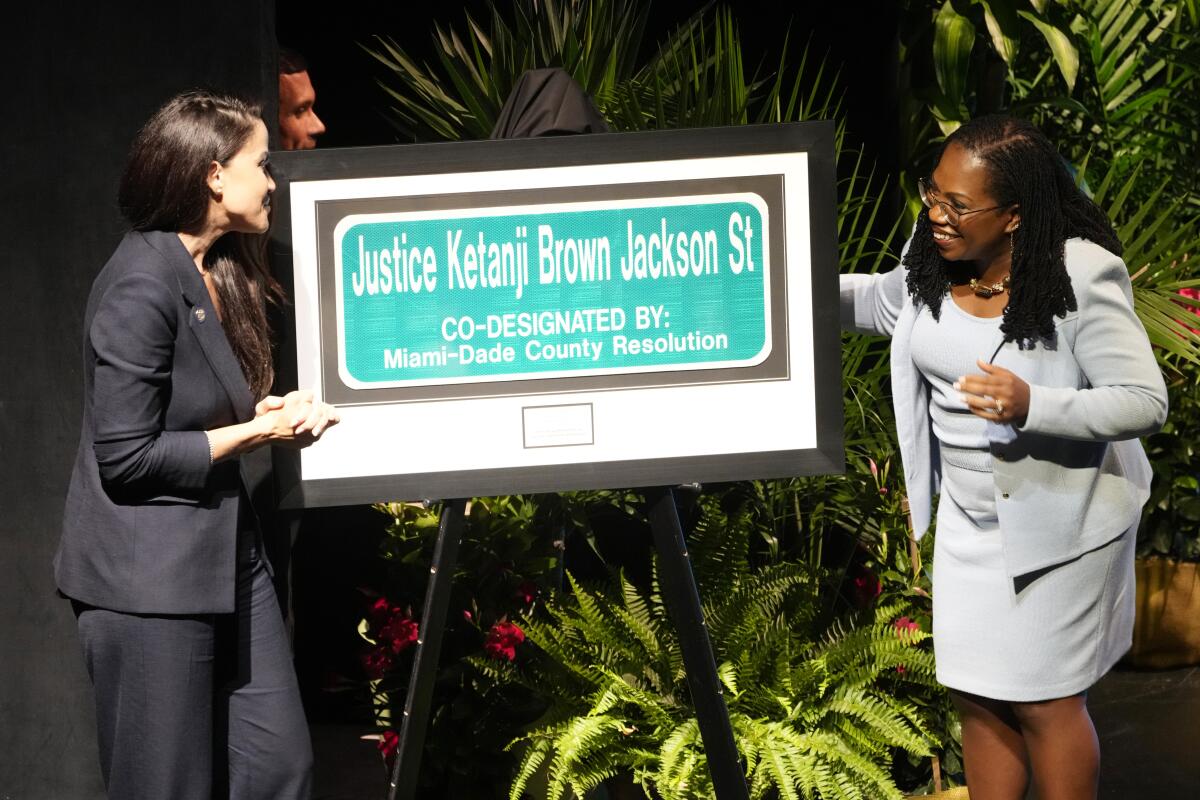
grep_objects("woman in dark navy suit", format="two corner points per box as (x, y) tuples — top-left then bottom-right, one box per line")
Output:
(55, 90), (338, 799)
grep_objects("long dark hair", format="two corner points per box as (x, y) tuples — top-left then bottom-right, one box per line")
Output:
(118, 90), (283, 398)
(903, 114), (1122, 346)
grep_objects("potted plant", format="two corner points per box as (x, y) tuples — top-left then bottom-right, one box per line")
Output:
(489, 491), (940, 800)
(1128, 367), (1200, 668)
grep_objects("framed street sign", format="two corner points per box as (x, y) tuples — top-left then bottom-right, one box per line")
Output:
(269, 123), (842, 507)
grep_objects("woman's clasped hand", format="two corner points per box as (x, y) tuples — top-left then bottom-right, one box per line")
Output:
(954, 358), (1031, 425)
(254, 390), (340, 445)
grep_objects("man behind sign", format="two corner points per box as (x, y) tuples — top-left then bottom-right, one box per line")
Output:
(278, 46), (326, 150)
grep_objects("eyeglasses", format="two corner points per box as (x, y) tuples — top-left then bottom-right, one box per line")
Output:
(918, 177), (1008, 227)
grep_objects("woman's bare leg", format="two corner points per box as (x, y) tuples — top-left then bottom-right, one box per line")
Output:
(950, 689), (1029, 800)
(1009, 693), (1099, 800)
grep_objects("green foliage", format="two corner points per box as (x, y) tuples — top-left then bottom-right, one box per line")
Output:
(1140, 372), (1200, 560)
(361, 491), (676, 795)
(376, 496), (559, 612)
(363, 0), (653, 141)
(1043, 1), (1200, 208)
(1084, 159), (1200, 365)
(897, 1), (1200, 231)
(364, 0), (855, 139)
(362, 497), (564, 797)
(495, 493), (937, 800)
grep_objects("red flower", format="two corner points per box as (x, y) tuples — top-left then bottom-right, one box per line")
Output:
(380, 614), (420, 654)
(361, 645), (395, 679)
(484, 620), (526, 661)
(365, 596), (420, 655)
(377, 730), (399, 758)
(850, 568), (882, 608)
(514, 580), (538, 607)
(368, 597), (392, 629)
(463, 609), (473, 622)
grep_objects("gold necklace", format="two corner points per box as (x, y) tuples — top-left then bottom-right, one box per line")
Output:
(966, 274), (1010, 298)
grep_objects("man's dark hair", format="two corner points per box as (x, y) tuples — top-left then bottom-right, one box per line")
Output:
(278, 46), (308, 75)
(903, 114), (1122, 347)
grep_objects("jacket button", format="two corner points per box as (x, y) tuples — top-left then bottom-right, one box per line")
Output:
(194, 307), (206, 322)
(1001, 492), (1010, 499)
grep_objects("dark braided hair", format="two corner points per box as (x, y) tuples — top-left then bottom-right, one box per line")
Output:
(903, 115), (1122, 346)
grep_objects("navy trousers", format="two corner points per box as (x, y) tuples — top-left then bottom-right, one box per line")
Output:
(74, 540), (312, 799)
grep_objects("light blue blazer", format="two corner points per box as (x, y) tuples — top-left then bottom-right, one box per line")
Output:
(840, 237), (1168, 576)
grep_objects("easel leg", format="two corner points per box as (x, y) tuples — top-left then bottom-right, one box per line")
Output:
(646, 486), (749, 799)
(387, 498), (468, 800)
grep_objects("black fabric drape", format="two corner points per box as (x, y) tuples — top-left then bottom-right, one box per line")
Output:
(490, 68), (610, 138)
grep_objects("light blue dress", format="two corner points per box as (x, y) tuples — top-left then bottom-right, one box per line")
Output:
(909, 296), (1136, 701)
(840, 239), (1166, 578)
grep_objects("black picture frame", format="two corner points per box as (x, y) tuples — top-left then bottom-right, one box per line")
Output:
(268, 122), (843, 508)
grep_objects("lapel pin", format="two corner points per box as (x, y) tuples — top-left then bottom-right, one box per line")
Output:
(194, 307), (206, 323)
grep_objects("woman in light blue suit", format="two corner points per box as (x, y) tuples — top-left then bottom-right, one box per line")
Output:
(56, 91), (339, 799)
(841, 115), (1167, 800)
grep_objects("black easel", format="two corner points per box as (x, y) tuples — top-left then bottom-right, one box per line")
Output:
(645, 486), (750, 799)
(386, 488), (749, 799)
(386, 497), (468, 800)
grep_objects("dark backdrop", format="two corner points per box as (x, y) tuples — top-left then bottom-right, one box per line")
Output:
(0, 2), (275, 795)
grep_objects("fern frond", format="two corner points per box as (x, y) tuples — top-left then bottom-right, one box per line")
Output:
(656, 718), (704, 797)
(508, 737), (550, 800)
(822, 688), (934, 755)
(594, 666), (678, 728)
(565, 572), (646, 667)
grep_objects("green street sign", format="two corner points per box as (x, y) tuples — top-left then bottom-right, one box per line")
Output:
(335, 194), (769, 388)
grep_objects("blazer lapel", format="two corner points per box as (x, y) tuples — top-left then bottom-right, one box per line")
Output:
(982, 329), (1022, 445)
(146, 231), (256, 423)
(891, 302), (935, 537)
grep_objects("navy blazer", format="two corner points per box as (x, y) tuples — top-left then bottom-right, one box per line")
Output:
(56, 230), (259, 614)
